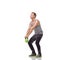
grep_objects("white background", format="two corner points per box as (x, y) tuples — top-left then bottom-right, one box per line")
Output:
(0, 0), (60, 60)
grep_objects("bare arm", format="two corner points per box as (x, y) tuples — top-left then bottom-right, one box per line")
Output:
(25, 22), (32, 38)
(25, 20), (38, 38)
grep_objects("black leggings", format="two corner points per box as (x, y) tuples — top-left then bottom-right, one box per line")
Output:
(28, 34), (43, 55)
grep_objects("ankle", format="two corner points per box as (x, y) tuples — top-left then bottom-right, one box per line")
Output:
(32, 52), (36, 54)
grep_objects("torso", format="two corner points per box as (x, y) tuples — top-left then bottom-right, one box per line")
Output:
(30, 19), (43, 34)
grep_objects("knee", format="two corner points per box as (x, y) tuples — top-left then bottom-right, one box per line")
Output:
(35, 42), (37, 45)
(28, 41), (31, 45)
(28, 41), (30, 44)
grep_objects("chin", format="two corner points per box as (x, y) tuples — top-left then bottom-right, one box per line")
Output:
(30, 18), (32, 19)
(30, 17), (33, 19)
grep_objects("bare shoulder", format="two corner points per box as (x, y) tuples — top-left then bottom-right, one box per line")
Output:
(36, 19), (40, 23)
(36, 19), (40, 25)
(29, 21), (32, 24)
(29, 21), (32, 26)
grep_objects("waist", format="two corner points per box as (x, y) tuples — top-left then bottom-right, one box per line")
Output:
(34, 30), (43, 34)
(34, 33), (43, 37)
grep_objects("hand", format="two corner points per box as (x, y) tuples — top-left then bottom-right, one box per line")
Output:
(25, 35), (28, 39)
(25, 38), (29, 43)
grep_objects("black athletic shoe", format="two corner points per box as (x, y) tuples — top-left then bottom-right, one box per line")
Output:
(36, 54), (42, 58)
(29, 53), (36, 57)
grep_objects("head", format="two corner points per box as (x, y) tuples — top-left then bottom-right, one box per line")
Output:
(30, 12), (37, 19)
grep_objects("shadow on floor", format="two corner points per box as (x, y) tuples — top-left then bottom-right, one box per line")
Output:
(30, 57), (42, 60)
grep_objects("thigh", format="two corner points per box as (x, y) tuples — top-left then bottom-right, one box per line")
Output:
(35, 34), (43, 43)
(29, 34), (37, 43)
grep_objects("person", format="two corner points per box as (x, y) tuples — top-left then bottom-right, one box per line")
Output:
(25, 12), (43, 57)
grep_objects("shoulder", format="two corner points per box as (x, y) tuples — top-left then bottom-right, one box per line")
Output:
(35, 19), (40, 23)
(29, 21), (32, 25)
(35, 19), (40, 25)
(30, 21), (32, 24)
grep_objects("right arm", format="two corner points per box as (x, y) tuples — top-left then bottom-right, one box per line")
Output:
(25, 22), (31, 38)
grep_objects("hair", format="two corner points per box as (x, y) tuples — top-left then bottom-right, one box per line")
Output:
(32, 12), (37, 17)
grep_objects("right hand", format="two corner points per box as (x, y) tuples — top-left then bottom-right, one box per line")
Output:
(25, 35), (28, 39)
(25, 38), (29, 43)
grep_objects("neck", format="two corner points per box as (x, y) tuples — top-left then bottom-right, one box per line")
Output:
(31, 18), (35, 21)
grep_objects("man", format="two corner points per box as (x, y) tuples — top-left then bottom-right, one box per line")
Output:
(25, 12), (43, 57)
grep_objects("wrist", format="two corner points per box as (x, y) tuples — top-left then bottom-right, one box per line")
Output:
(25, 37), (28, 39)
(25, 35), (28, 39)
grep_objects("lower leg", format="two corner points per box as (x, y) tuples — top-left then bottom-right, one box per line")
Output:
(35, 34), (43, 56)
(38, 44), (42, 55)
(28, 42), (36, 54)
(36, 42), (42, 56)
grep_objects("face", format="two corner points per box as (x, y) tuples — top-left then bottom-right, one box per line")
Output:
(30, 13), (35, 19)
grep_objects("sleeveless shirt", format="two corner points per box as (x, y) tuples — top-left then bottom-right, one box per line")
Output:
(30, 20), (43, 34)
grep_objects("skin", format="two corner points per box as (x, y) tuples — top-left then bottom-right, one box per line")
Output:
(25, 12), (40, 38)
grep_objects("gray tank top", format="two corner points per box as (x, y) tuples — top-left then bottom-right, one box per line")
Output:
(30, 20), (43, 34)
(34, 25), (43, 34)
